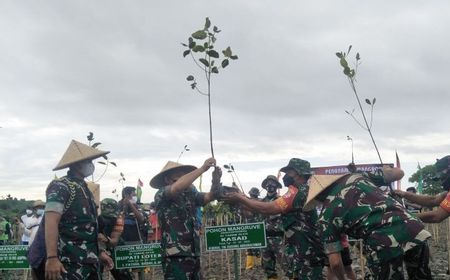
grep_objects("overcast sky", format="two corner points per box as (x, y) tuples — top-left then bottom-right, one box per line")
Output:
(1, 1), (449, 203)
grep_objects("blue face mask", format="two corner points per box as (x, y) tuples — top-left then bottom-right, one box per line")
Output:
(36, 209), (45, 216)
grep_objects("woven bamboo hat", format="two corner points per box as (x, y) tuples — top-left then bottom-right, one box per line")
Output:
(32, 200), (45, 208)
(150, 161), (197, 189)
(303, 174), (348, 211)
(53, 140), (110, 171)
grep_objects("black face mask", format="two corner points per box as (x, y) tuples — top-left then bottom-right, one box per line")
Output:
(442, 176), (450, 191)
(282, 174), (295, 187)
(267, 186), (277, 194)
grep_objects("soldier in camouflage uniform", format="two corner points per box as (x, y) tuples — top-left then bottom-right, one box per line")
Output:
(45, 140), (113, 280)
(98, 198), (133, 280)
(224, 158), (326, 280)
(150, 158), (221, 280)
(304, 166), (432, 280)
(260, 175), (284, 280)
(244, 187), (262, 269)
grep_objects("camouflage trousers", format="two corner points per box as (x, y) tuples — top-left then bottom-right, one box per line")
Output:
(161, 256), (201, 280)
(366, 242), (432, 280)
(262, 235), (283, 278)
(283, 244), (324, 280)
(61, 262), (100, 280)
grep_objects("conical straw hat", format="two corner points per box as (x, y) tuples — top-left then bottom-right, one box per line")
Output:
(303, 174), (348, 211)
(150, 161), (196, 189)
(53, 140), (110, 171)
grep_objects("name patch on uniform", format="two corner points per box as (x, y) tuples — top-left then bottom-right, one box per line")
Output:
(275, 186), (298, 213)
(440, 192), (450, 213)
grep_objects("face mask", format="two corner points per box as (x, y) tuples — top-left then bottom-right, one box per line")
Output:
(442, 176), (450, 191)
(26, 209), (33, 215)
(36, 209), (45, 216)
(79, 162), (95, 178)
(267, 186), (277, 194)
(131, 196), (138, 204)
(282, 174), (295, 187)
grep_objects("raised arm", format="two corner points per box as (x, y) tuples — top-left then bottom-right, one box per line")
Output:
(394, 190), (447, 207)
(167, 158), (216, 197)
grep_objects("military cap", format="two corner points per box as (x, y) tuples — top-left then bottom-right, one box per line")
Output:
(261, 175), (282, 189)
(101, 198), (119, 218)
(280, 158), (313, 176)
(248, 187), (260, 197)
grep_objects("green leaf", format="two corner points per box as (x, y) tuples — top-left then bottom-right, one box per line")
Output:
(192, 30), (207, 40)
(365, 98), (371, 105)
(340, 57), (348, 68)
(230, 55), (238, 60)
(183, 50), (190, 57)
(343, 67), (351, 76)
(191, 82), (196, 89)
(347, 45), (352, 54)
(192, 45), (205, 52)
(213, 26), (220, 33)
(204, 42), (209, 48)
(97, 161), (106, 165)
(181, 43), (187, 47)
(188, 38), (196, 49)
(102, 155), (108, 160)
(110, 162), (117, 167)
(223, 164), (230, 169)
(212, 66), (219, 73)
(87, 132), (94, 141)
(336, 52), (343, 59)
(222, 46), (232, 57)
(356, 52), (360, 60)
(222, 59), (229, 68)
(199, 58), (209, 67)
(204, 17), (211, 30)
(92, 142), (101, 148)
(186, 75), (194, 81)
(372, 98), (376, 105)
(207, 50), (219, 58)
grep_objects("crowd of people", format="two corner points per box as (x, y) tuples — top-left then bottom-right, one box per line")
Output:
(2, 138), (450, 280)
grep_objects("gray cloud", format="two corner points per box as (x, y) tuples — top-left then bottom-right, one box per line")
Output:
(1, 1), (449, 202)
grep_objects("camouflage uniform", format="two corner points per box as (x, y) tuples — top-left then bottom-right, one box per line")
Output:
(154, 185), (206, 280)
(98, 198), (132, 280)
(261, 192), (284, 279)
(317, 171), (432, 280)
(276, 183), (325, 280)
(275, 158), (326, 280)
(45, 173), (101, 280)
(246, 190), (262, 259)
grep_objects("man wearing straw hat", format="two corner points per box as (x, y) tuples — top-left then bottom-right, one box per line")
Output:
(45, 140), (113, 280)
(151, 157), (220, 280)
(224, 158), (326, 280)
(304, 166), (432, 280)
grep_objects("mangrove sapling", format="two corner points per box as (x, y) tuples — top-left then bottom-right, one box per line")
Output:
(336, 46), (383, 164)
(86, 131), (119, 183)
(182, 17), (238, 158)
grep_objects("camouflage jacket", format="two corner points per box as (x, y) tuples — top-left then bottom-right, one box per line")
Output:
(275, 183), (325, 263)
(318, 171), (431, 263)
(262, 193), (283, 235)
(45, 173), (99, 264)
(154, 185), (205, 257)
